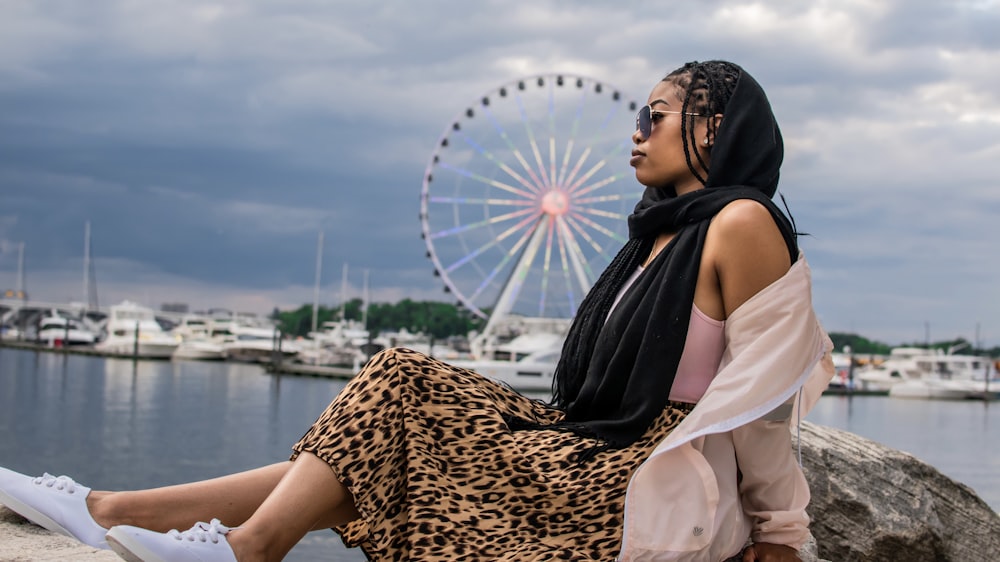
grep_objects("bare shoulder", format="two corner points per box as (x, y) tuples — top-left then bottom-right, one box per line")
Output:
(707, 198), (792, 316)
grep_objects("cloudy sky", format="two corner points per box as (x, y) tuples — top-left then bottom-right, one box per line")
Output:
(1, 0), (998, 346)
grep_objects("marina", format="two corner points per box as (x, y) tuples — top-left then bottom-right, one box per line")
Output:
(0, 347), (997, 562)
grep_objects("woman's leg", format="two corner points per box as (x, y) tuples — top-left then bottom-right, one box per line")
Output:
(216, 452), (358, 561)
(87, 462), (292, 532)
(90, 454), (357, 536)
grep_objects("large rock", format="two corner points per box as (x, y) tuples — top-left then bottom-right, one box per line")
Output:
(798, 421), (1000, 561)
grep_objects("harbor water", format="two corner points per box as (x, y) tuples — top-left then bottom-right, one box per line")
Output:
(1, 348), (997, 561)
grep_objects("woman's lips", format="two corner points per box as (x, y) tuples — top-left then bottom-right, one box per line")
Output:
(630, 150), (645, 167)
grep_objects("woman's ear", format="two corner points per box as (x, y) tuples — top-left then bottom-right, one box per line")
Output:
(707, 113), (724, 146)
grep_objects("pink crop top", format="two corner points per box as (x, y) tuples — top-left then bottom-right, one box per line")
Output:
(609, 266), (726, 404)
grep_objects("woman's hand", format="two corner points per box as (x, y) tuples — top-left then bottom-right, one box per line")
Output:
(742, 542), (801, 562)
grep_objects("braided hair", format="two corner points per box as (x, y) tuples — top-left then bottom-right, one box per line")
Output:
(666, 60), (740, 186)
(551, 60), (740, 409)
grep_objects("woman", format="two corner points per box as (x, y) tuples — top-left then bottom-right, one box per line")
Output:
(0, 60), (833, 561)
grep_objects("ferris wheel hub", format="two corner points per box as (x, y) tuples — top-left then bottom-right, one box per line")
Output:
(540, 189), (570, 216)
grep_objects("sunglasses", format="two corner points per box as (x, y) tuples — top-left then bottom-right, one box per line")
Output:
(635, 104), (704, 140)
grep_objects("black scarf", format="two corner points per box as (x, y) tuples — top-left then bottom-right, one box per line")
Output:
(538, 65), (799, 451)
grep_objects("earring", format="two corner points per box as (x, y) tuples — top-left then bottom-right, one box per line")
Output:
(703, 138), (710, 146)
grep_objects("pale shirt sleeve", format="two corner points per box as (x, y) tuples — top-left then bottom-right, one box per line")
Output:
(731, 407), (811, 549)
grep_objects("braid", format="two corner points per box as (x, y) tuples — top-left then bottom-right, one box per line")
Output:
(551, 237), (652, 407)
(664, 61), (740, 185)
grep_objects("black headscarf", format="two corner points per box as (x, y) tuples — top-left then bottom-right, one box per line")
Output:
(532, 63), (798, 452)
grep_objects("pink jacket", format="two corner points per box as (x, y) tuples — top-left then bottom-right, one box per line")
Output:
(617, 255), (835, 561)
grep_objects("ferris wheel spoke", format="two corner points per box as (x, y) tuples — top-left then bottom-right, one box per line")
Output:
(553, 217), (579, 316)
(565, 136), (632, 193)
(566, 211), (629, 244)
(562, 213), (612, 257)
(429, 207), (539, 240)
(537, 215), (565, 315)
(556, 216), (597, 294)
(572, 192), (631, 205)
(443, 212), (540, 273)
(557, 138), (576, 188)
(465, 214), (544, 303)
(429, 195), (534, 207)
(515, 95), (552, 191)
(482, 107), (549, 193)
(578, 207), (627, 221)
(556, 86), (588, 188)
(570, 172), (630, 198)
(458, 133), (544, 195)
(438, 162), (536, 199)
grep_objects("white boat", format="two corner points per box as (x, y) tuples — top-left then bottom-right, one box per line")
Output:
(451, 346), (560, 392)
(95, 301), (180, 359)
(36, 310), (98, 347)
(857, 346), (999, 400)
(221, 318), (301, 363)
(171, 315), (225, 361)
(889, 377), (999, 400)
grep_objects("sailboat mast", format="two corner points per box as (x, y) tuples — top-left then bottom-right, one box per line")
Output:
(16, 242), (25, 300)
(362, 269), (369, 330)
(339, 263), (348, 321)
(83, 221), (91, 310)
(312, 231), (324, 335)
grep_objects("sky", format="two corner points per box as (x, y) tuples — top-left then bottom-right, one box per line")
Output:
(1, 0), (998, 347)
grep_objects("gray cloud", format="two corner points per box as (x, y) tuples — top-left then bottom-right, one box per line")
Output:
(1, 0), (998, 345)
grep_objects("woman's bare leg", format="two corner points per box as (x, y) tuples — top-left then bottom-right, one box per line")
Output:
(225, 452), (359, 561)
(86, 462), (292, 532)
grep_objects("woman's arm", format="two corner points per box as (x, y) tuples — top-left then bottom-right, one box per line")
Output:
(706, 199), (792, 319)
(709, 199), (805, 561)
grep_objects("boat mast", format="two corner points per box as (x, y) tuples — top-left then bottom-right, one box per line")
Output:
(312, 231), (324, 336)
(339, 263), (348, 321)
(83, 221), (91, 310)
(362, 269), (369, 330)
(16, 242), (25, 301)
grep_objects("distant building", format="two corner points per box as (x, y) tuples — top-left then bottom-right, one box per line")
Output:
(161, 302), (189, 313)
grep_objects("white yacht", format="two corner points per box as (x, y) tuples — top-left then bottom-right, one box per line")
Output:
(36, 310), (98, 347)
(451, 332), (565, 392)
(856, 346), (997, 400)
(95, 301), (180, 359)
(221, 316), (301, 364)
(451, 345), (560, 392)
(171, 315), (225, 361)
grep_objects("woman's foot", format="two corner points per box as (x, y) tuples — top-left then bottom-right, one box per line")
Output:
(0, 467), (109, 549)
(106, 519), (238, 562)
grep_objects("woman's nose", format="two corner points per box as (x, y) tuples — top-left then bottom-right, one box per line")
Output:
(631, 128), (644, 144)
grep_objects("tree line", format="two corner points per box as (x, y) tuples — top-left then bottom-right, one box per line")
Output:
(273, 298), (485, 340)
(272, 300), (999, 358)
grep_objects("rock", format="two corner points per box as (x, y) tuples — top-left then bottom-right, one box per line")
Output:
(797, 421), (1000, 561)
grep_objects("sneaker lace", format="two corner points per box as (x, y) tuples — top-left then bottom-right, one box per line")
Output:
(168, 519), (233, 544)
(33, 473), (79, 494)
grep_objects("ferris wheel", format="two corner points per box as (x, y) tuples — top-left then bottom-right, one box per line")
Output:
(420, 73), (641, 323)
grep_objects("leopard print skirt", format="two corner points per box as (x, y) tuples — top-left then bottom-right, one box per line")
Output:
(291, 347), (690, 561)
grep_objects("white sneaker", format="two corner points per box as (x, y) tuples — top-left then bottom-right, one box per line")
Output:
(0, 467), (109, 549)
(106, 519), (238, 562)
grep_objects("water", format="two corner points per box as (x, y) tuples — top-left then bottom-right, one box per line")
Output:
(1, 348), (997, 562)
(805, 392), (1000, 510)
(0, 348), (363, 561)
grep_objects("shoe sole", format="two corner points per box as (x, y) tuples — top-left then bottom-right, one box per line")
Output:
(106, 528), (168, 562)
(0, 486), (78, 541)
